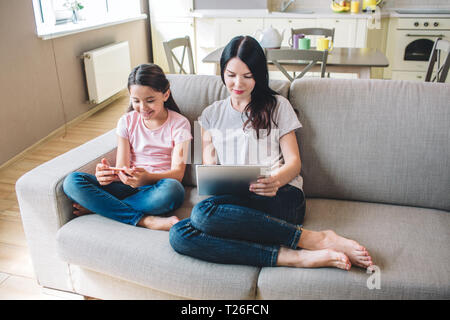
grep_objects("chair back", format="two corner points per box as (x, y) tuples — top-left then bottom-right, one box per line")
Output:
(425, 38), (450, 83)
(291, 27), (335, 42)
(163, 36), (195, 74)
(266, 49), (328, 82)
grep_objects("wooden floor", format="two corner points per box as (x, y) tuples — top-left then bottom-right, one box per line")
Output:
(0, 96), (129, 299)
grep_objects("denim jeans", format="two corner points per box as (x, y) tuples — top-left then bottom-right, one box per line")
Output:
(169, 184), (306, 267)
(63, 172), (185, 225)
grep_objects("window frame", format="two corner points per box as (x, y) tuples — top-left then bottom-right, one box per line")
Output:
(32, 0), (146, 40)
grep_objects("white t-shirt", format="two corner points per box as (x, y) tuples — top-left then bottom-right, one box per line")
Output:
(198, 95), (303, 190)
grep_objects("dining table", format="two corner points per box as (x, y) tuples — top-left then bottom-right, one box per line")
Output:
(202, 46), (389, 79)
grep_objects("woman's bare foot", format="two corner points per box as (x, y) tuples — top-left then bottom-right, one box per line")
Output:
(319, 230), (373, 269)
(277, 247), (351, 271)
(72, 203), (92, 216)
(137, 215), (180, 231)
(298, 229), (373, 269)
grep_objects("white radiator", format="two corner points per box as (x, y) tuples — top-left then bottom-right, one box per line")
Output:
(83, 41), (131, 104)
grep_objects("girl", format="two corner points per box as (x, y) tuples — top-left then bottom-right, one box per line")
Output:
(63, 63), (192, 231)
(169, 36), (373, 269)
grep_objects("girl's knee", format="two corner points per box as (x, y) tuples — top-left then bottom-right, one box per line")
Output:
(159, 178), (185, 207)
(63, 172), (84, 196)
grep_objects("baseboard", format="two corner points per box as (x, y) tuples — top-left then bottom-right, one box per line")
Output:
(0, 89), (127, 171)
(42, 287), (85, 300)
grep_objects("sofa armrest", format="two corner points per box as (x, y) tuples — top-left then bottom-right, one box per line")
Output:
(15, 129), (117, 292)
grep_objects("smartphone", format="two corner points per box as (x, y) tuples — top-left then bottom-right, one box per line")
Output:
(108, 167), (127, 171)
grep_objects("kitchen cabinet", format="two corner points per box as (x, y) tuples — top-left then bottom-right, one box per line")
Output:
(391, 71), (426, 81)
(262, 18), (316, 47)
(316, 18), (358, 47)
(149, 0), (196, 72)
(150, 18), (196, 73)
(148, 0), (196, 72)
(195, 18), (264, 74)
(366, 17), (389, 79)
(148, 0), (193, 19)
(215, 18), (264, 46)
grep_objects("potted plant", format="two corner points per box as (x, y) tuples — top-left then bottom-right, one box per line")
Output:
(63, 0), (84, 23)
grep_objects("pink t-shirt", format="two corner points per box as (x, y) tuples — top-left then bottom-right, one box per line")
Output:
(116, 110), (192, 173)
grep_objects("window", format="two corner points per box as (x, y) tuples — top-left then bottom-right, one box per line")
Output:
(32, 0), (145, 39)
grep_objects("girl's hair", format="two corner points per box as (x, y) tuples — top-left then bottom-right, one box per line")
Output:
(220, 36), (278, 138)
(127, 63), (181, 114)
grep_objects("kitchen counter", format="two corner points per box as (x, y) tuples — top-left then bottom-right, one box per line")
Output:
(190, 8), (450, 19)
(388, 10), (450, 18)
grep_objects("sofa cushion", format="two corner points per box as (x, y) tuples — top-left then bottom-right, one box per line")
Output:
(257, 198), (450, 299)
(166, 74), (290, 187)
(56, 214), (260, 299)
(291, 79), (450, 211)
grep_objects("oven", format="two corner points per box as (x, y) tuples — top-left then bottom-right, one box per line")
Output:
(390, 18), (450, 82)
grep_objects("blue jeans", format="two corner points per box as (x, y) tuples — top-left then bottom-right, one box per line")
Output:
(63, 172), (185, 225)
(169, 184), (306, 267)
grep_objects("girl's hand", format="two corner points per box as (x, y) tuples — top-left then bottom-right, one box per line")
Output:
(95, 158), (118, 185)
(249, 175), (281, 197)
(118, 167), (148, 188)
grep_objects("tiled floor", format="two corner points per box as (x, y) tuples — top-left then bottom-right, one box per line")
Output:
(0, 96), (128, 299)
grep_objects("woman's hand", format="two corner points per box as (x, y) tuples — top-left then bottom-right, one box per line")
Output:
(118, 167), (149, 188)
(249, 175), (281, 197)
(95, 158), (118, 186)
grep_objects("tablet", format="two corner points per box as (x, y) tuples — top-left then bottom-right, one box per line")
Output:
(196, 165), (271, 196)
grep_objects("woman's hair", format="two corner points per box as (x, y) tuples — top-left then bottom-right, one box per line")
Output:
(127, 63), (181, 114)
(220, 36), (278, 138)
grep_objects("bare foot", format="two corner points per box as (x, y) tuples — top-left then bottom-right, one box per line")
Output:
(137, 215), (180, 231)
(278, 247), (351, 271)
(72, 203), (92, 216)
(320, 230), (373, 269)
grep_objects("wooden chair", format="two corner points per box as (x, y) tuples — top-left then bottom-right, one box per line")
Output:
(291, 28), (334, 77)
(163, 36), (195, 74)
(291, 27), (335, 43)
(425, 38), (450, 83)
(266, 49), (328, 82)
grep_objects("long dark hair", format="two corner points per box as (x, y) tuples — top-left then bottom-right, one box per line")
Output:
(127, 63), (181, 114)
(220, 36), (278, 138)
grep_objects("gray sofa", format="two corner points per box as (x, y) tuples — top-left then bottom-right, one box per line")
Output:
(16, 75), (450, 300)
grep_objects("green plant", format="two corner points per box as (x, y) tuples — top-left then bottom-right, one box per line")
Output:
(64, 0), (84, 11)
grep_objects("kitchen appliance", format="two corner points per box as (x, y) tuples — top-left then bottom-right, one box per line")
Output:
(362, 0), (383, 12)
(254, 26), (285, 49)
(388, 18), (450, 82)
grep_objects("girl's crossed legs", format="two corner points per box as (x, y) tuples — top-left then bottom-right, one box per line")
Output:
(63, 172), (184, 230)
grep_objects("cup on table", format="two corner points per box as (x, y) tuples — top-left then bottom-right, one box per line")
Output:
(316, 37), (333, 51)
(351, 0), (360, 13)
(290, 33), (305, 49)
(298, 37), (311, 50)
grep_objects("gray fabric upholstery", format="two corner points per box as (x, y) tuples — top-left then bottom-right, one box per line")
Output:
(166, 74), (290, 186)
(15, 129), (118, 292)
(257, 198), (450, 299)
(291, 79), (450, 212)
(56, 214), (259, 300)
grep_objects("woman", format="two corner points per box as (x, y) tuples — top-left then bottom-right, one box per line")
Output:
(169, 36), (373, 270)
